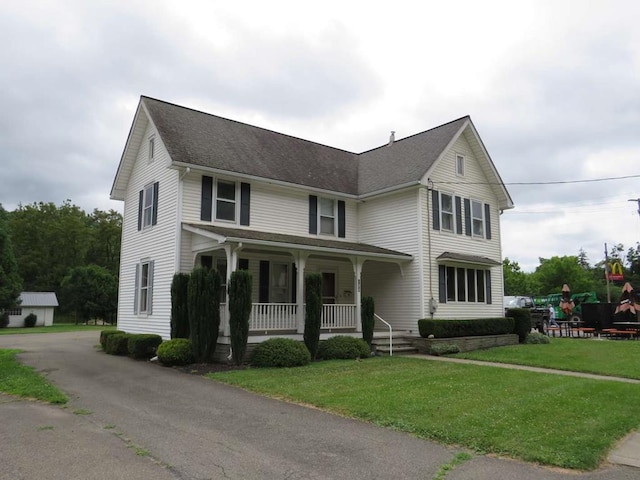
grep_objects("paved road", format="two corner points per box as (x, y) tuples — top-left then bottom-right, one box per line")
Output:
(1, 331), (638, 480)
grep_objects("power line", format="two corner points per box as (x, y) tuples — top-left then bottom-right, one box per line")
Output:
(433, 173), (640, 186)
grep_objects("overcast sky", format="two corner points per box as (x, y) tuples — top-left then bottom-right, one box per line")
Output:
(1, 0), (639, 272)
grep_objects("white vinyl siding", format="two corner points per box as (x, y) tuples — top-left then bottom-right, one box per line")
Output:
(116, 119), (179, 339)
(422, 132), (503, 318)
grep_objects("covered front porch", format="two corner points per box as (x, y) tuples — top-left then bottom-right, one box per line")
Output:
(182, 223), (412, 339)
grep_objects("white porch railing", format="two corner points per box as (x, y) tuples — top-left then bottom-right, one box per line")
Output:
(320, 304), (357, 329)
(220, 303), (357, 333)
(250, 303), (298, 331)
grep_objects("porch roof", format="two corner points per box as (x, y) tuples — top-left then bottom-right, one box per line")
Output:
(436, 251), (501, 266)
(183, 223), (413, 261)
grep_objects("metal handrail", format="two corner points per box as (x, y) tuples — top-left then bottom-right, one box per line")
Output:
(374, 313), (393, 356)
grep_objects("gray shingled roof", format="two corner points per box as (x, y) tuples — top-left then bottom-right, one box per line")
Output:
(19, 292), (59, 307)
(184, 224), (412, 259)
(358, 117), (469, 194)
(143, 97), (359, 194)
(141, 97), (470, 196)
(436, 252), (501, 266)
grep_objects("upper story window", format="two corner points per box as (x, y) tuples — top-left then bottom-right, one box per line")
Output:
(308, 195), (346, 238)
(148, 136), (155, 163)
(201, 176), (250, 226)
(456, 154), (465, 176)
(319, 198), (335, 235)
(471, 199), (484, 237)
(216, 180), (236, 222)
(138, 182), (159, 231)
(440, 193), (454, 232)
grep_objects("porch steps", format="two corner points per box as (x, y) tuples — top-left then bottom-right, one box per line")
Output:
(372, 335), (419, 356)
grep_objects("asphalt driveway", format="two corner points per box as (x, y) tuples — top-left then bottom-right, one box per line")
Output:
(0, 331), (638, 480)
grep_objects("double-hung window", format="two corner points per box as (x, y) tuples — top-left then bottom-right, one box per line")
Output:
(319, 198), (335, 235)
(440, 193), (454, 232)
(471, 199), (484, 237)
(439, 266), (490, 304)
(138, 182), (159, 231)
(134, 260), (154, 314)
(216, 180), (236, 221)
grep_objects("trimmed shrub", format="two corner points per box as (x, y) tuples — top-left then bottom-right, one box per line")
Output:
(251, 338), (311, 368)
(157, 338), (194, 366)
(317, 336), (371, 360)
(525, 332), (551, 344)
(429, 343), (461, 356)
(127, 334), (163, 360)
(100, 329), (125, 349)
(304, 273), (322, 359)
(188, 267), (221, 363)
(0, 312), (9, 328)
(361, 296), (375, 346)
(24, 313), (37, 328)
(228, 270), (253, 365)
(506, 308), (532, 343)
(170, 273), (190, 339)
(418, 318), (514, 338)
(105, 333), (132, 356)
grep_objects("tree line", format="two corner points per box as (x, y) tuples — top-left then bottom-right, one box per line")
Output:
(503, 244), (640, 302)
(0, 201), (122, 324)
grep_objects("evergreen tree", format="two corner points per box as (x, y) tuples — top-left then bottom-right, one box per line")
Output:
(188, 267), (221, 363)
(304, 273), (322, 359)
(170, 273), (190, 339)
(0, 204), (22, 312)
(228, 270), (253, 365)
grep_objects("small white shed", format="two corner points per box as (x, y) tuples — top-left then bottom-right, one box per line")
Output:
(7, 292), (59, 327)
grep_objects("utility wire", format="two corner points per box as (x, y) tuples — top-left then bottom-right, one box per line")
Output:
(433, 173), (640, 186)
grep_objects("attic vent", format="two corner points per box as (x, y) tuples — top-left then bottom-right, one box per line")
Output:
(389, 131), (395, 145)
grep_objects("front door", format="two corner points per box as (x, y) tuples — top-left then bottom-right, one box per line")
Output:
(321, 272), (336, 304)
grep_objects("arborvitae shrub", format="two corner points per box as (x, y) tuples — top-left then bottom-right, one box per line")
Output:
(361, 296), (375, 346)
(317, 336), (371, 360)
(251, 338), (311, 368)
(304, 273), (322, 359)
(127, 334), (163, 359)
(170, 273), (190, 339)
(105, 333), (132, 356)
(100, 329), (125, 349)
(157, 338), (194, 366)
(228, 270), (253, 365)
(24, 313), (37, 328)
(506, 308), (532, 343)
(188, 267), (221, 363)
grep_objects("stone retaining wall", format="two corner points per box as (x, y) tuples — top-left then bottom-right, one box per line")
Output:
(413, 334), (519, 354)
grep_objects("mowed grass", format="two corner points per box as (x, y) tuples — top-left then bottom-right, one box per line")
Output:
(0, 324), (113, 335)
(0, 349), (67, 404)
(454, 338), (640, 379)
(209, 356), (640, 470)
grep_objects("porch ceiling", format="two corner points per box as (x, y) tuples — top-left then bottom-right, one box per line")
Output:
(183, 223), (413, 261)
(436, 251), (501, 266)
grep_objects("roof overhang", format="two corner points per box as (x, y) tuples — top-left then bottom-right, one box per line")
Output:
(183, 223), (413, 262)
(436, 251), (501, 266)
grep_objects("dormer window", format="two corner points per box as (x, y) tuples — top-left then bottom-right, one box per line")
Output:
(456, 154), (465, 176)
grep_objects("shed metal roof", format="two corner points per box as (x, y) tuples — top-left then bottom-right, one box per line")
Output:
(19, 292), (59, 307)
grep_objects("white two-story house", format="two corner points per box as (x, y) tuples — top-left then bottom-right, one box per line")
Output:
(111, 96), (513, 351)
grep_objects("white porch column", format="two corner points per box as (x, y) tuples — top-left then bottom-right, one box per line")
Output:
(294, 252), (308, 334)
(352, 257), (364, 333)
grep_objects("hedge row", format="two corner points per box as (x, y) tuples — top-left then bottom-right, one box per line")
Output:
(100, 330), (162, 360)
(418, 317), (515, 338)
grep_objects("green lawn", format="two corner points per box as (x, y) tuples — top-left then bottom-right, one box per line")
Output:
(209, 356), (640, 470)
(453, 337), (640, 379)
(0, 349), (67, 404)
(0, 324), (114, 335)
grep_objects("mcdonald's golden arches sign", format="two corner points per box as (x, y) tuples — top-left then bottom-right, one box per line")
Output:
(606, 261), (624, 281)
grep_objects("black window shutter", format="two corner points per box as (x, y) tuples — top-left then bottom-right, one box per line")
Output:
(137, 190), (143, 231)
(240, 182), (251, 226)
(147, 260), (154, 314)
(485, 270), (492, 304)
(259, 261), (270, 303)
(431, 190), (440, 230)
(292, 263), (297, 303)
(455, 196), (462, 234)
(484, 203), (492, 240)
(238, 258), (249, 270)
(309, 195), (318, 234)
(151, 182), (159, 226)
(201, 176), (213, 221)
(133, 263), (140, 313)
(464, 198), (472, 236)
(438, 265), (447, 304)
(337, 200), (346, 238)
